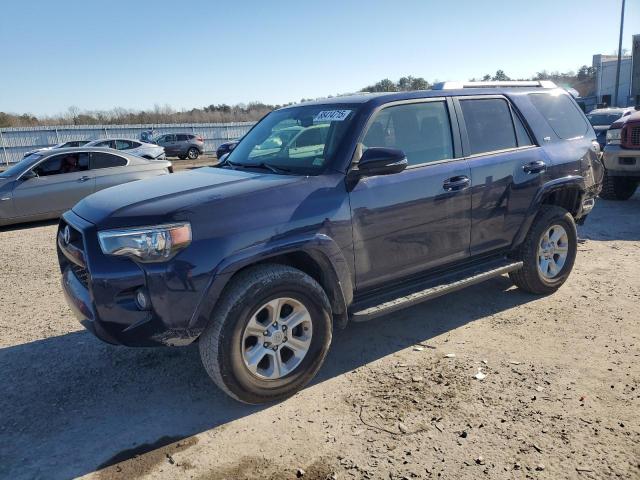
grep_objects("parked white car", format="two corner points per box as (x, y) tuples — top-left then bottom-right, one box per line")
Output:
(22, 140), (91, 158)
(83, 138), (165, 160)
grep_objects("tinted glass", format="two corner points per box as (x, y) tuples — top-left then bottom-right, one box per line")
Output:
(586, 113), (622, 126)
(34, 152), (89, 176)
(95, 140), (113, 148)
(460, 98), (517, 155)
(529, 93), (589, 139)
(176, 134), (189, 141)
(293, 126), (328, 148)
(115, 140), (140, 150)
(513, 113), (533, 147)
(91, 152), (127, 169)
(362, 101), (453, 166)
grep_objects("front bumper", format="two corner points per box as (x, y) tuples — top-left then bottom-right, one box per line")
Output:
(57, 211), (201, 347)
(602, 145), (640, 177)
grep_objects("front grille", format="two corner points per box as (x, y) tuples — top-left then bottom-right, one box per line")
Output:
(58, 218), (90, 289)
(630, 126), (640, 147)
(71, 263), (90, 289)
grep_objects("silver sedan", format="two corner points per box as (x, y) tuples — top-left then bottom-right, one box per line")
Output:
(0, 148), (172, 226)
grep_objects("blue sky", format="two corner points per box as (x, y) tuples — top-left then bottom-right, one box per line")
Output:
(1, 0), (637, 116)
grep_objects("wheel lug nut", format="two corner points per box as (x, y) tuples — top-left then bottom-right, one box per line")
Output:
(272, 322), (278, 327)
(282, 325), (287, 331)
(283, 337), (288, 342)
(263, 342), (270, 348)
(272, 345), (278, 351)
(263, 330), (269, 336)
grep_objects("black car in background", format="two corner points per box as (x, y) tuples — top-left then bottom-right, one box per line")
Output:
(216, 139), (240, 159)
(586, 107), (635, 149)
(155, 133), (204, 160)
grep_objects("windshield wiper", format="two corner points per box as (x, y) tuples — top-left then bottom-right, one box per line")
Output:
(223, 160), (291, 174)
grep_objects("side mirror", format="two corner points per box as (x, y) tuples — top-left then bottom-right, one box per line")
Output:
(355, 147), (408, 176)
(218, 152), (230, 163)
(21, 170), (38, 180)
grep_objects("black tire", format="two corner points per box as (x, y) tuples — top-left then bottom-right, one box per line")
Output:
(509, 205), (577, 295)
(599, 170), (637, 201)
(187, 147), (199, 160)
(199, 264), (332, 404)
(178, 155), (187, 160)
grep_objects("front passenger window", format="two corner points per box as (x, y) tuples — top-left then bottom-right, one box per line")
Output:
(34, 153), (89, 176)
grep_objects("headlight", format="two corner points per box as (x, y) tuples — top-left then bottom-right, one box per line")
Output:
(606, 128), (621, 145)
(98, 222), (191, 262)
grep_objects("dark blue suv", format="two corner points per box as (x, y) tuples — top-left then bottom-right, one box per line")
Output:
(57, 81), (603, 404)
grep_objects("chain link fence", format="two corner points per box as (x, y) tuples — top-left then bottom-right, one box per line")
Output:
(0, 122), (256, 164)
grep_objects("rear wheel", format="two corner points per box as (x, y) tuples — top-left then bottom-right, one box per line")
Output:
(199, 264), (332, 404)
(509, 205), (577, 294)
(187, 147), (199, 160)
(600, 170), (637, 200)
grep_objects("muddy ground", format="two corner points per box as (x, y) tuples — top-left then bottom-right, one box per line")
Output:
(0, 192), (638, 480)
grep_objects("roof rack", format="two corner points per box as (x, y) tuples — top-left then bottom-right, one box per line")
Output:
(432, 80), (557, 90)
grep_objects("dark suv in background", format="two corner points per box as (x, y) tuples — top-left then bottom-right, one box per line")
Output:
(58, 81), (602, 404)
(155, 133), (204, 159)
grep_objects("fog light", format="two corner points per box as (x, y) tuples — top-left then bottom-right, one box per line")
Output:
(135, 289), (150, 311)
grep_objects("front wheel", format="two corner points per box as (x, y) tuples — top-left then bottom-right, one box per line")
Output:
(187, 147), (200, 160)
(509, 205), (577, 295)
(199, 264), (332, 404)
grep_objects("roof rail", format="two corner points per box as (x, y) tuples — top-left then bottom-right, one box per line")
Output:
(432, 80), (557, 90)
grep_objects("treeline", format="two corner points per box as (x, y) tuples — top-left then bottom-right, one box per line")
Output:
(1, 64), (598, 128)
(0, 102), (283, 128)
(362, 65), (596, 97)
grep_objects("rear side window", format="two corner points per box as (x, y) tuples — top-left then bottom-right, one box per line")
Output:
(176, 134), (189, 141)
(362, 101), (453, 166)
(528, 93), (589, 139)
(513, 113), (533, 147)
(91, 152), (127, 169)
(460, 98), (517, 155)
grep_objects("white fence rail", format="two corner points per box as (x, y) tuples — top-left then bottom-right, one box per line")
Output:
(0, 122), (256, 164)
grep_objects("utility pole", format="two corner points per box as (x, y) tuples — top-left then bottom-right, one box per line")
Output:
(614, 0), (626, 107)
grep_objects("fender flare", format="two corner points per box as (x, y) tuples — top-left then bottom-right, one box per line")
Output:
(188, 233), (353, 332)
(512, 176), (586, 249)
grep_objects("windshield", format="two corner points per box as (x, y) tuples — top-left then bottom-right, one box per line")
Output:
(225, 104), (359, 174)
(0, 154), (43, 178)
(587, 113), (622, 126)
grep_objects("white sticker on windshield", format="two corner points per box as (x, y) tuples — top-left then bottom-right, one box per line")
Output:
(314, 110), (352, 122)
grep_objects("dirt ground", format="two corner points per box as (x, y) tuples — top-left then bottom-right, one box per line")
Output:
(0, 192), (638, 480)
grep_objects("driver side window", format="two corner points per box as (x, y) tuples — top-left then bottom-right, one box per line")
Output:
(362, 101), (454, 166)
(33, 153), (89, 176)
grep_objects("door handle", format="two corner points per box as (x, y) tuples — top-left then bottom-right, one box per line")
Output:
(443, 175), (470, 191)
(522, 160), (546, 174)
(77, 176), (90, 182)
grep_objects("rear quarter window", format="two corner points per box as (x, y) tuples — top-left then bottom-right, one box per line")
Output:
(528, 93), (589, 139)
(91, 152), (127, 169)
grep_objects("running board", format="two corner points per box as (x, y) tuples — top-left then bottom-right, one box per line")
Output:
(350, 259), (523, 322)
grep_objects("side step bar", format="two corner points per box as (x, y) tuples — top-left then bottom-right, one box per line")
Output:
(350, 259), (523, 322)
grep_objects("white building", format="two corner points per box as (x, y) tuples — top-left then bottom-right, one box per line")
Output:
(593, 53), (633, 107)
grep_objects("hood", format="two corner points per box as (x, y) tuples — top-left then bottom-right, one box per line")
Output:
(73, 167), (301, 228)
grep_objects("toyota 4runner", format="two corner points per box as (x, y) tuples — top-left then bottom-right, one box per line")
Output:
(57, 81), (603, 404)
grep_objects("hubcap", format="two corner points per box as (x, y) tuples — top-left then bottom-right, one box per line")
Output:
(537, 224), (569, 279)
(241, 297), (313, 380)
